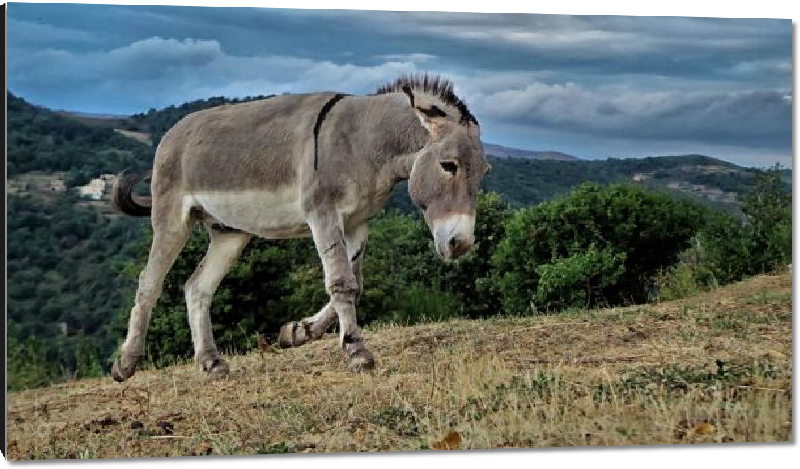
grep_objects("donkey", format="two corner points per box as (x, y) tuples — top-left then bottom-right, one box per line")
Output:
(110, 74), (489, 381)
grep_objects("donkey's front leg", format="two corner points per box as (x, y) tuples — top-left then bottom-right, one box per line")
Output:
(278, 223), (367, 349)
(308, 213), (375, 372)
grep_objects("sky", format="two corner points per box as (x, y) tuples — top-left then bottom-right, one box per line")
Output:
(6, 3), (793, 167)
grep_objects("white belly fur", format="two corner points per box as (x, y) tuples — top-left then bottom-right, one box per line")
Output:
(189, 183), (380, 239)
(191, 188), (309, 238)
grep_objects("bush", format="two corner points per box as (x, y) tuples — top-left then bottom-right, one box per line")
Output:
(534, 246), (627, 311)
(656, 263), (706, 302)
(7, 336), (61, 391)
(493, 183), (704, 313)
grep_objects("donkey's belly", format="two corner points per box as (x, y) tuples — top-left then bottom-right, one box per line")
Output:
(192, 189), (310, 239)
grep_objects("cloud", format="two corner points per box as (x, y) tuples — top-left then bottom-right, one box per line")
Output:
(352, 12), (788, 57)
(6, 18), (100, 48)
(8, 37), (421, 112)
(469, 81), (791, 149)
(372, 53), (437, 63)
(730, 59), (792, 77)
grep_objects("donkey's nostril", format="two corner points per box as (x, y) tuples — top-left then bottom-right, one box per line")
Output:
(446, 236), (472, 259)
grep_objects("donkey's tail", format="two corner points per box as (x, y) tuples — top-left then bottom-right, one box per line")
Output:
(112, 170), (153, 217)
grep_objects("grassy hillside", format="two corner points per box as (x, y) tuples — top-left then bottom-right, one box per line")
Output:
(5, 272), (791, 459)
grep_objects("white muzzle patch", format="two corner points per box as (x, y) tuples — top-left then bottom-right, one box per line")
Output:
(432, 213), (476, 260)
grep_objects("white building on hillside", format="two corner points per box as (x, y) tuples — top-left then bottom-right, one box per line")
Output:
(78, 178), (106, 200)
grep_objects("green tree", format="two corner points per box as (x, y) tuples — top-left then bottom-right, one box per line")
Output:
(695, 210), (751, 285)
(742, 164), (792, 272)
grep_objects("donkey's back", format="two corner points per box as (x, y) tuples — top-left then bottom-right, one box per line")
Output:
(158, 92), (341, 194)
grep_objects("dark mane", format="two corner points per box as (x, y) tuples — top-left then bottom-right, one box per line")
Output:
(376, 73), (478, 126)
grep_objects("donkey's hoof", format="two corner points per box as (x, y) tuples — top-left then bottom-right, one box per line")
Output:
(203, 357), (230, 380)
(111, 354), (139, 383)
(278, 321), (311, 348)
(348, 349), (376, 373)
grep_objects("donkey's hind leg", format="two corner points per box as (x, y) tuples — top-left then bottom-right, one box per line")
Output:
(112, 212), (191, 382)
(278, 303), (337, 348)
(185, 226), (251, 378)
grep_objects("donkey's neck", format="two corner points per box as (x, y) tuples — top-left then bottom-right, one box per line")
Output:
(363, 93), (430, 184)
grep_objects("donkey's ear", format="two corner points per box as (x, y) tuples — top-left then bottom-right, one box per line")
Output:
(402, 88), (448, 136)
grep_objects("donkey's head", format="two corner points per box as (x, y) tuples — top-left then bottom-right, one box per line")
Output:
(387, 76), (489, 261)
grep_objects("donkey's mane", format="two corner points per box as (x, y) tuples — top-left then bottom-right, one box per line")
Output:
(376, 73), (478, 126)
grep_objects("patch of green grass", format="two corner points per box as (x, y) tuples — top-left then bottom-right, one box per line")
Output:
(712, 317), (748, 336)
(373, 406), (420, 437)
(738, 291), (792, 305)
(256, 442), (292, 454)
(597, 359), (785, 400)
(460, 371), (561, 423)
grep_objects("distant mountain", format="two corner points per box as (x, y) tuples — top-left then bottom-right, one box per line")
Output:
(482, 143), (579, 161)
(56, 110), (130, 119)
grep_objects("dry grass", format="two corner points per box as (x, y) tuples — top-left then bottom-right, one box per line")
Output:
(6, 273), (793, 460)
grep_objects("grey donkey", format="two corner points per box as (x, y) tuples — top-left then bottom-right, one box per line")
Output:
(111, 74), (490, 381)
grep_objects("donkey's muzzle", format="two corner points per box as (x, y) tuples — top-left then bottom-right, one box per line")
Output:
(446, 235), (473, 260)
(432, 213), (476, 261)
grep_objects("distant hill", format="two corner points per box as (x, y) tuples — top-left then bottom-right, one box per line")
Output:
(387, 154), (788, 216)
(7, 93), (153, 178)
(483, 143), (579, 161)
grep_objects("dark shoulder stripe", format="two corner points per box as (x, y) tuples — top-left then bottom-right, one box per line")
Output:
(401, 85), (414, 107)
(313, 93), (348, 170)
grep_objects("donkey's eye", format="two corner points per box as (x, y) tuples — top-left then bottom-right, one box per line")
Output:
(440, 161), (458, 175)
